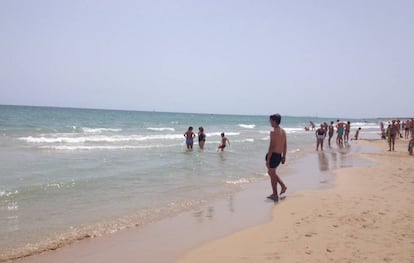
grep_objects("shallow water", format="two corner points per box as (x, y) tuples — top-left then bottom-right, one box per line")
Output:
(0, 105), (382, 260)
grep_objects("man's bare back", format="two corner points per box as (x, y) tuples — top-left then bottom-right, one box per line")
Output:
(269, 127), (286, 154)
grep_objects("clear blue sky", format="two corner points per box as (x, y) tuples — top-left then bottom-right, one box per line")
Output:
(1, 0), (413, 118)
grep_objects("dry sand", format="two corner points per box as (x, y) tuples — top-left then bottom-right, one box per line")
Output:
(176, 139), (414, 263)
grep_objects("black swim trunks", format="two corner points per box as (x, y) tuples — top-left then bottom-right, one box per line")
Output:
(265, 153), (282, 168)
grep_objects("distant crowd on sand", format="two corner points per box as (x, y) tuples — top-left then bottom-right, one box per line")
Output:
(306, 118), (414, 155)
(379, 119), (414, 154)
(183, 126), (230, 151)
(306, 120), (359, 151)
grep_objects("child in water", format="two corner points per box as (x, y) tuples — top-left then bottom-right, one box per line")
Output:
(217, 132), (230, 151)
(184, 126), (196, 150)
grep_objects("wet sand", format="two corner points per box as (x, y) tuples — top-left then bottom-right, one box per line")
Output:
(176, 139), (414, 263)
(10, 140), (391, 263)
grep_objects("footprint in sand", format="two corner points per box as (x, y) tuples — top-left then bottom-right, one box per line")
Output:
(264, 252), (280, 260)
(305, 232), (317, 237)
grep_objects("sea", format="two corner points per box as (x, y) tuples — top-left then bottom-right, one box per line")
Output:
(0, 105), (382, 260)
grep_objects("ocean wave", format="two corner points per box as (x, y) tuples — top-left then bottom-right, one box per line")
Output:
(82, 127), (122, 133)
(0, 190), (19, 198)
(40, 144), (183, 151)
(260, 128), (307, 134)
(207, 132), (240, 137)
(238, 124), (256, 129)
(147, 127), (175, 132)
(225, 178), (251, 184)
(284, 128), (308, 133)
(230, 139), (255, 143)
(19, 134), (184, 144)
(350, 123), (380, 129)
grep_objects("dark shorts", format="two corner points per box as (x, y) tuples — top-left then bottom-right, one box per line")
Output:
(265, 153), (282, 168)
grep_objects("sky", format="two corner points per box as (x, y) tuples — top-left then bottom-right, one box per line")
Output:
(0, 0), (413, 118)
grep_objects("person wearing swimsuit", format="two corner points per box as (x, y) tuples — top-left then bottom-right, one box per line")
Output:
(315, 124), (326, 151)
(336, 120), (345, 145)
(184, 126), (195, 150)
(328, 121), (334, 147)
(266, 114), (287, 202)
(217, 132), (230, 151)
(198, 126), (206, 149)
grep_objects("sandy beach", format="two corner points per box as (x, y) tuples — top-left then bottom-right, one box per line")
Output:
(176, 139), (414, 263)
(8, 139), (413, 263)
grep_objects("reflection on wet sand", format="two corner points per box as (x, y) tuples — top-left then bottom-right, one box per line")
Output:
(191, 195), (235, 223)
(290, 143), (375, 192)
(318, 152), (329, 171)
(321, 144), (353, 171)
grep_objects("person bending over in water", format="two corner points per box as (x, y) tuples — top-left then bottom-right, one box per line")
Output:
(217, 132), (230, 151)
(352, 127), (361, 140)
(266, 114), (287, 202)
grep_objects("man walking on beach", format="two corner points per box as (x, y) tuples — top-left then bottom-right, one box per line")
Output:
(266, 114), (287, 202)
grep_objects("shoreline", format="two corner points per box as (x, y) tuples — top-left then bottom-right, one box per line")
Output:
(176, 139), (414, 262)
(5, 139), (380, 263)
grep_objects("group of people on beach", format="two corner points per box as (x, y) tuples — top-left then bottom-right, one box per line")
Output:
(380, 119), (414, 154)
(183, 126), (230, 151)
(312, 120), (359, 151)
(183, 114), (287, 202)
(183, 114), (288, 203)
(184, 115), (413, 206)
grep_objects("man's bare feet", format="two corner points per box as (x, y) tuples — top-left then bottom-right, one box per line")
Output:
(280, 186), (287, 195)
(267, 194), (279, 202)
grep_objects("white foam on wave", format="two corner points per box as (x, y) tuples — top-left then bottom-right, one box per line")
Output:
(82, 127), (122, 133)
(147, 127), (175, 132)
(225, 178), (251, 184)
(284, 127), (307, 133)
(19, 134), (184, 144)
(238, 124), (256, 129)
(40, 144), (182, 151)
(260, 128), (306, 134)
(350, 122), (380, 129)
(0, 190), (19, 198)
(231, 138), (255, 143)
(207, 132), (240, 137)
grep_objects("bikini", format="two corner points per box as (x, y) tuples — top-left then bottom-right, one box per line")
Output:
(317, 129), (325, 139)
